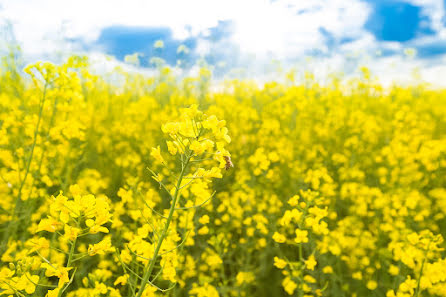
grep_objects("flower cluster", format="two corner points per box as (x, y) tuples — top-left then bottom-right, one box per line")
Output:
(273, 190), (331, 296)
(0, 54), (446, 297)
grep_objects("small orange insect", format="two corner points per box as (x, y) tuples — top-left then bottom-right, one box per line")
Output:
(224, 156), (233, 170)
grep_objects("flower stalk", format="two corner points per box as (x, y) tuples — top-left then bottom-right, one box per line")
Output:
(135, 155), (190, 297)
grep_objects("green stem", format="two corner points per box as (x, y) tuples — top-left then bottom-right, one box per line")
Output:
(20, 97), (58, 242)
(1, 79), (48, 252)
(14, 80), (48, 215)
(58, 237), (77, 297)
(298, 243), (303, 262)
(68, 237), (77, 267)
(415, 243), (430, 297)
(135, 156), (190, 297)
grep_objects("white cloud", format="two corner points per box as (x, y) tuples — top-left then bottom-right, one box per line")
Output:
(0, 0), (229, 53)
(0, 0), (370, 57)
(1, 0), (446, 86)
(230, 0), (370, 56)
(408, 0), (445, 33)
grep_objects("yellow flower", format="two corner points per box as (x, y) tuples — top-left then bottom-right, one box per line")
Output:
(288, 195), (299, 206)
(199, 215), (210, 224)
(150, 146), (165, 163)
(15, 274), (39, 294)
(273, 232), (286, 243)
(388, 264), (399, 276)
(274, 257), (287, 269)
(295, 229), (309, 244)
(352, 271), (362, 280)
(282, 277), (297, 295)
(190, 140), (205, 155)
(41, 263), (73, 288)
(190, 283), (219, 297)
(407, 232), (419, 245)
(198, 226), (209, 235)
(0, 267), (14, 280)
(88, 237), (114, 256)
(114, 274), (129, 286)
(46, 288), (60, 297)
(161, 122), (179, 135)
(305, 255), (317, 270)
(94, 281), (108, 294)
(166, 141), (177, 155)
(86, 218), (109, 234)
(28, 237), (50, 253)
(303, 275), (316, 283)
(64, 225), (80, 241)
(323, 266), (333, 274)
(203, 167), (222, 179)
(236, 271), (255, 285)
(36, 217), (63, 233)
(367, 280), (378, 290)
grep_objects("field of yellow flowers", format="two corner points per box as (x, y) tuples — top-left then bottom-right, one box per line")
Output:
(0, 54), (445, 297)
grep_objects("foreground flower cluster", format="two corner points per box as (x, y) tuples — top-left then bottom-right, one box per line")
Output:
(0, 56), (445, 297)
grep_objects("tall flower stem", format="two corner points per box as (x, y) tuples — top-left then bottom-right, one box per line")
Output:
(415, 242), (430, 297)
(1, 79), (48, 252)
(57, 236), (77, 297)
(135, 155), (190, 297)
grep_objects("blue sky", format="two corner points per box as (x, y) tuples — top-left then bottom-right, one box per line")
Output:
(0, 0), (446, 85)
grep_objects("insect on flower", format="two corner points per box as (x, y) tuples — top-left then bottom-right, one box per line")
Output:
(224, 156), (234, 170)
